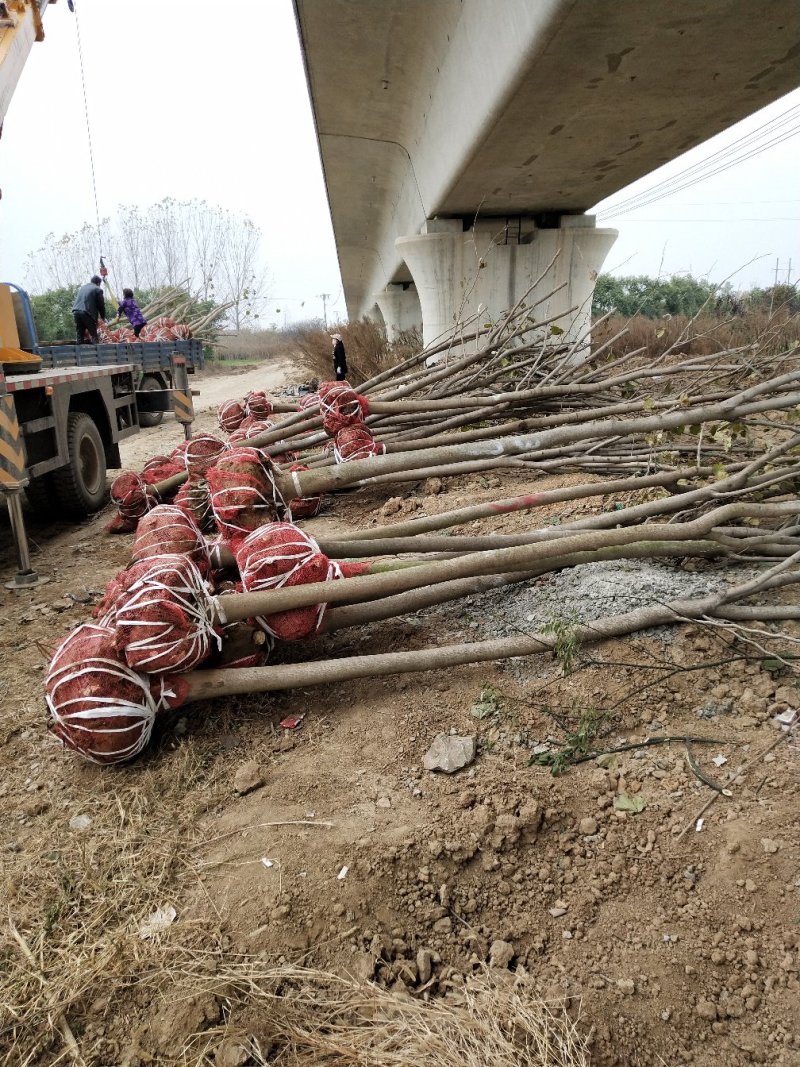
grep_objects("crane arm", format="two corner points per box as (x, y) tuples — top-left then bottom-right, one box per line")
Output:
(0, 1), (52, 130)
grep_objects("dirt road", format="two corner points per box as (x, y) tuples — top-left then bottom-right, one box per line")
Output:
(120, 356), (297, 469)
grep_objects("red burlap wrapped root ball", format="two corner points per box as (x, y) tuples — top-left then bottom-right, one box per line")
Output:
(244, 390), (274, 419)
(47, 623), (162, 765)
(132, 504), (208, 569)
(298, 392), (318, 411)
(110, 471), (155, 524)
(170, 440), (191, 465)
(207, 446), (289, 543)
(183, 434), (228, 478)
(218, 398), (245, 433)
(115, 554), (218, 674)
(140, 316), (190, 343)
(228, 418), (274, 446)
(234, 522), (336, 640)
(318, 381), (369, 436)
(142, 455), (183, 483)
(333, 425), (385, 463)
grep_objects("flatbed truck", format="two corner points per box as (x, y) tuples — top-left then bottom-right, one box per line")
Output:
(0, 282), (201, 587)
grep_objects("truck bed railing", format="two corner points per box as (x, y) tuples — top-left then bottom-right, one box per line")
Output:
(34, 338), (204, 371)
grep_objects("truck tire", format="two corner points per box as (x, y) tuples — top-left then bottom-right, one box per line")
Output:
(138, 374), (165, 427)
(53, 412), (108, 518)
(24, 473), (55, 516)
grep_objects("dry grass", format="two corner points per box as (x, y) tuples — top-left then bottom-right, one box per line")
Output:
(593, 308), (800, 360)
(166, 963), (590, 1067)
(213, 330), (285, 363)
(287, 319), (420, 387)
(0, 739), (225, 1066)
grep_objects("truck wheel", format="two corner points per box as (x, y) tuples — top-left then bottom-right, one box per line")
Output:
(24, 473), (55, 516)
(53, 412), (108, 518)
(138, 375), (165, 427)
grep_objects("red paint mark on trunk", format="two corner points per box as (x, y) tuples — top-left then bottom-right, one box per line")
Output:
(490, 494), (543, 514)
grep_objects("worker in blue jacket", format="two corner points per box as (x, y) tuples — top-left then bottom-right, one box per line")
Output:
(72, 276), (106, 344)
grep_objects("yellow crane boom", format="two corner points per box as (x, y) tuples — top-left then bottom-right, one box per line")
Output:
(0, 0), (51, 129)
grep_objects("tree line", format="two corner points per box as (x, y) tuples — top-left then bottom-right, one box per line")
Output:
(592, 274), (799, 319)
(24, 198), (269, 333)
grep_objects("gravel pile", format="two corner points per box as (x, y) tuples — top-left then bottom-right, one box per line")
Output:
(457, 559), (757, 640)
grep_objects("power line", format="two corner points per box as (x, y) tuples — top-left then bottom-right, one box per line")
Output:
(599, 103), (800, 216)
(606, 124), (800, 218)
(598, 103), (800, 220)
(613, 216), (800, 223)
(601, 122), (800, 219)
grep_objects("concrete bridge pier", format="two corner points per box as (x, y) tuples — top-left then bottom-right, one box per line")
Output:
(396, 215), (617, 351)
(373, 283), (422, 341)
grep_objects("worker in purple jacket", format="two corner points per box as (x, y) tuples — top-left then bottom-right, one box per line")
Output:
(117, 288), (147, 337)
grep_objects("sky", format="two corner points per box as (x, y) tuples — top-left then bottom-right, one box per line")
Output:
(1, 0), (798, 326)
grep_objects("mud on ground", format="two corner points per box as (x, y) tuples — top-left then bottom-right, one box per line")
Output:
(0, 364), (798, 1066)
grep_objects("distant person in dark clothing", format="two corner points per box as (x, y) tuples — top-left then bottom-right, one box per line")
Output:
(117, 288), (147, 337)
(331, 333), (347, 381)
(72, 275), (106, 344)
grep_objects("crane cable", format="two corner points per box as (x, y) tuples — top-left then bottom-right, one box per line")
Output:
(72, 3), (104, 268)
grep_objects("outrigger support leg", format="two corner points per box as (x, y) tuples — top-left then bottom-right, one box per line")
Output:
(4, 489), (48, 589)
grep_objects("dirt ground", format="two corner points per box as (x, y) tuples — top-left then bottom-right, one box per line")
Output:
(0, 359), (798, 1067)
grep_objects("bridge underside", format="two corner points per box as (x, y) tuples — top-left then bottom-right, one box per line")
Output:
(295, 0), (800, 337)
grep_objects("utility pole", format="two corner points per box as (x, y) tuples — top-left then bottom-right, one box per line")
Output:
(318, 293), (331, 328)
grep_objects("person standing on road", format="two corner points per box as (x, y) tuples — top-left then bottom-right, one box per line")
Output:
(72, 275), (106, 344)
(331, 333), (347, 381)
(117, 288), (148, 338)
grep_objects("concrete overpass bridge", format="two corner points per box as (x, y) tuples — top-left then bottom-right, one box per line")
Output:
(293, 0), (800, 347)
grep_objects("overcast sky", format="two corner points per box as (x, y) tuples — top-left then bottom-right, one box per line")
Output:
(1, 0), (797, 325)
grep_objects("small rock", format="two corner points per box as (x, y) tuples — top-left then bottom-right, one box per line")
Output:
(489, 940), (514, 969)
(233, 760), (264, 795)
(432, 917), (452, 934)
(617, 978), (635, 995)
(351, 953), (376, 982)
(69, 814), (92, 831)
(376, 797), (391, 809)
(381, 497), (402, 517)
(761, 838), (779, 854)
(579, 817), (598, 836)
(423, 734), (476, 774)
(697, 999), (718, 1021)
(416, 948), (433, 985)
(215, 1038), (250, 1067)
(745, 879), (757, 893)
(774, 685), (800, 706)
(424, 477), (443, 495)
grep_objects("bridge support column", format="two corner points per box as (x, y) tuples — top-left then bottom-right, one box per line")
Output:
(374, 284), (422, 341)
(396, 216), (617, 351)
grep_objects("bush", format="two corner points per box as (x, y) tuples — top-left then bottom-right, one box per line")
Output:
(286, 318), (420, 386)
